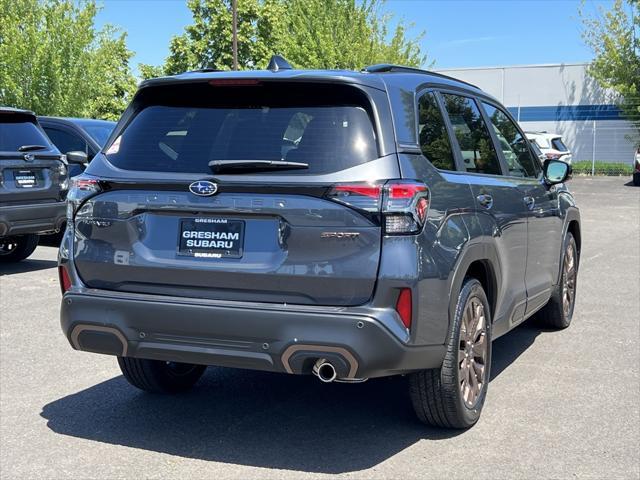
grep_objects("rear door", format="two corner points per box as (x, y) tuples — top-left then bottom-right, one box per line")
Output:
(439, 92), (529, 326)
(72, 81), (398, 306)
(0, 111), (66, 206)
(480, 101), (563, 315)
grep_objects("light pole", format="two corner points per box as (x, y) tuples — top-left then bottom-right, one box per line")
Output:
(232, 0), (238, 70)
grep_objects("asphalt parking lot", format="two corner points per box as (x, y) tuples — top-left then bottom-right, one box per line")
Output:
(1, 176), (638, 479)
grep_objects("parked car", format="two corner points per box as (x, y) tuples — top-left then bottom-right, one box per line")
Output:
(39, 117), (116, 177)
(525, 131), (573, 164)
(529, 138), (547, 166)
(58, 59), (581, 429)
(0, 107), (74, 262)
(37, 117), (115, 246)
(633, 147), (640, 186)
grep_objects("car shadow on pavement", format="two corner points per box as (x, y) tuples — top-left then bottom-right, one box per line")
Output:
(0, 259), (57, 276)
(40, 322), (545, 473)
(41, 370), (461, 473)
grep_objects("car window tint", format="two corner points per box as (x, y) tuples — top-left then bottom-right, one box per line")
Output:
(104, 83), (378, 175)
(441, 94), (502, 175)
(417, 92), (455, 170)
(44, 127), (88, 155)
(482, 103), (541, 178)
(0, 120), (51, 152)
(551, 137), (568, 152)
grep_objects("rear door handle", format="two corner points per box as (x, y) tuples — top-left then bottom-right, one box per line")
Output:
(476, 194), (493, 209)
(523, 196), (535, 210)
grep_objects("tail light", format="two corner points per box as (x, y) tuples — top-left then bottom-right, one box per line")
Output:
(67, 175), (102, 221)
(326, 180), (429, 234)
(545, 153), (561, 160)
(396, 288), (412, 329)
(58, 265), (71, 294)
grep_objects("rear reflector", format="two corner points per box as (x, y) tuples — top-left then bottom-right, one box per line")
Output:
(396, 288), (412, 329)
(58, 265), (71, 294)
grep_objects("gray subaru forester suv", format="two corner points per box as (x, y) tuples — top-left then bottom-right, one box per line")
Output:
(1, 108), (68, 262)
(59, 61), (580, 429)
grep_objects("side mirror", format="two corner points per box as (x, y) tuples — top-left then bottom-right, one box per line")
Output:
(66, 151), (88, 165)
(543, 159), (571, 185)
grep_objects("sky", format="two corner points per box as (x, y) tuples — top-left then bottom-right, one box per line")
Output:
(95, 0), (616, 73)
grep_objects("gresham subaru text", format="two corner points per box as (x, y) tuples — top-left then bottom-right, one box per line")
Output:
(58, 58), (580, 429)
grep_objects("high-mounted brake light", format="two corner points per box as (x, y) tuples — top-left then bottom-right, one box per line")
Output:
(208, 79), (262, 86)
(396, 288), (412, 329)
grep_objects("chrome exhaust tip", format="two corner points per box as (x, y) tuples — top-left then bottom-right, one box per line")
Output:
(312, 358), (337, 383)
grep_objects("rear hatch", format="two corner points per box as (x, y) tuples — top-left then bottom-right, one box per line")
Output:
(72, 80), (399, 305)
(0, 110), (66, 206)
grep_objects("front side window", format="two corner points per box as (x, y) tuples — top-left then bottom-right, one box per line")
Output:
(482, 103), (541, 178)
(441, 94), (502, 175)
(417, 92), (455, 170)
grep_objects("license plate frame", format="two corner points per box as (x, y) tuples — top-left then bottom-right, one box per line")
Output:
(14, 170), (37, 188)
(177, 217), (245, 259)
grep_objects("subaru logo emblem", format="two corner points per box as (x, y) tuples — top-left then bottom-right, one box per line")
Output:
(23, 153), (34, 162)
(189, 180), (218, 196)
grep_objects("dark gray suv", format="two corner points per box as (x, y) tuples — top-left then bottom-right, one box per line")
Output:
(58, 62), (580, 429)
(0, 108), (68, 262)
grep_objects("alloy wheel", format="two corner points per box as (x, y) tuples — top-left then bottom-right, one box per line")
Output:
(562, 242), (577, 318)
(458, 297), (488, 408)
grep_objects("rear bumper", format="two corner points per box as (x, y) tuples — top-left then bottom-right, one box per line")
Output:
(60, 290), (446, 379)
(0, 202), (66, 236)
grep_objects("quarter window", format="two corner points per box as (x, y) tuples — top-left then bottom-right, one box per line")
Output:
(417, 92), (455, 170)
(441, 94), (502, 175)
(482, 103), (541, 178)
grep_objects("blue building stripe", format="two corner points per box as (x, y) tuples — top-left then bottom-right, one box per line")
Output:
(506, 104), (622, 122)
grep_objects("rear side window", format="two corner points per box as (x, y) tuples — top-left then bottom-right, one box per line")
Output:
(441, 94), (502, 176)
(105, 83), (378, 175)
(0, 118), (51, 152)
(417, 92), (455, 170)
(482, 103), (541, 178)
(551, 138), (568, 152)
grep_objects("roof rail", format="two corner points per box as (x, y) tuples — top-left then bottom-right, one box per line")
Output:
(267, 55), (293, 72)
(362, 64), (480, 89)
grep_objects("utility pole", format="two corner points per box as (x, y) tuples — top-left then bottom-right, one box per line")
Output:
(232, 0), (238, 71)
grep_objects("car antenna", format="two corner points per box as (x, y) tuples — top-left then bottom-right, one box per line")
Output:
(267, 55), (293, 72)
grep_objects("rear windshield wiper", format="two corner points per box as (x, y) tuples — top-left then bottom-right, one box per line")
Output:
(17, 144), (48, 152)
(208, 159), (309, 173)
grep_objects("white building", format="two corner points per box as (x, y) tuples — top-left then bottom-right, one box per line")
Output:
(437, 63), (638, 164)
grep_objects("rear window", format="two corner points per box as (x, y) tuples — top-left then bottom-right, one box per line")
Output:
(105, 82), (378, 175)
(551, 137), (568, 152)
(0, 117), (51, 152)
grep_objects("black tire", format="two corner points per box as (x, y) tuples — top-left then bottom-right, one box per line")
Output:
(0, 234), (39, 263)
(117, 357), (206, 393)
(633, 172), (640, 187)
(409, 277), (492, 429)
(535, 232), (578, 329)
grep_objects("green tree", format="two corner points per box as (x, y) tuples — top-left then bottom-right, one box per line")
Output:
(581, 0), (640, 137)
(0, 0), (136, 120)
(141, 0), (426, 78)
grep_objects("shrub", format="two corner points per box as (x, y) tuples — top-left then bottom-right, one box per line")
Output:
(571, 161), (633, 176)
